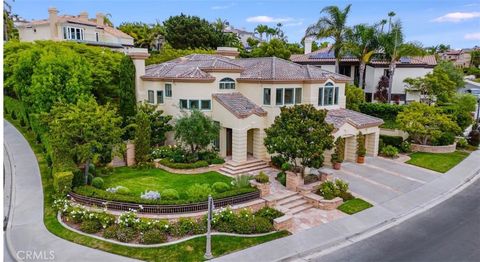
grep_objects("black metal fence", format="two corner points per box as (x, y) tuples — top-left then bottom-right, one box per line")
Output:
(69, 191), (260, 214)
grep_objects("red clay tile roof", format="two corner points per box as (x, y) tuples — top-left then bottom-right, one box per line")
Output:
(326, 109), (384, 129)
(213, 92), (267, 119)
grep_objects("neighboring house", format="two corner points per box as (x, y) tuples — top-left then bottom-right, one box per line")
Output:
(440, 47), (479, 68)
(128, 47), (383, 173)
(291, 46), (437, 103)
(223, 26), (261, 49)
(15, 7), (134, 50)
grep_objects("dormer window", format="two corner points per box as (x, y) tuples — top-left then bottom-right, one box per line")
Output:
(219, 78), (235, 89)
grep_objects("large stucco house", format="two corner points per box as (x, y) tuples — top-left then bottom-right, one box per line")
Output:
(129, 47), (383, 174)
(291, 46), (437, 104)
(15, 7), (134, 50)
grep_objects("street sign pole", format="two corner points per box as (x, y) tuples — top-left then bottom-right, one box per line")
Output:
(204, 195), (213, 260)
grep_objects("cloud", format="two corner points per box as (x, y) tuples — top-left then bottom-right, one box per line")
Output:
(211, 3), (235, 10)
(432, 12), (480, 22)
(246, 16), (294, 23)
(284, 21), (304, 27)
(465, 32), (480, 40)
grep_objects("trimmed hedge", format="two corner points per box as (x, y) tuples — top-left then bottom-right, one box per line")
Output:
(53, 171), (74, 195)
(159, 159), (209, 169)
(380, 135), (404, 148)
(359, 103), (403, 120)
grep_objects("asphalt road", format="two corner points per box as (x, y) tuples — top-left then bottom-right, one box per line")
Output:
(314, 178), (480, 262)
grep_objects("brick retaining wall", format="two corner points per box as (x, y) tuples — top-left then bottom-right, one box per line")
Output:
(411, 143), (456, 153)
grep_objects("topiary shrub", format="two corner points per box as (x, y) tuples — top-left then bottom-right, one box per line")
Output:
(400, 141), (411, 153)
(186, 184), (211, 201)
(161, 189), (179, 200)
(381, 145), (399, 158)
(53, 171), (74, 195)
(159, 159), (209, 169)
(254, 172), (269, 184)
(140, 229), (167, 244)
(356, 132), (366, 157)
(87, 173), (94, 185)
(91, 177), (104, 189)
(116, 186), (131, 195)
(212, 182), (230, 193)
(80, 220), (102, 234)
(380, 135), (404, 148)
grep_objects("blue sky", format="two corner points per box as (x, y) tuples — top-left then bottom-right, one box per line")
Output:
(12, 0), (480, 49)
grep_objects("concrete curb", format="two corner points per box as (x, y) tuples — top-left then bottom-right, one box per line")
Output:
(57, 212), (279, 248)
(4, 141), (20, 262)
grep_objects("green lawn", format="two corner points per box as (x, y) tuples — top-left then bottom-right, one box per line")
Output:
(380, 118), (400, 130)
(338, 198), (373, 215)
(4, 115), (288, 261)
(102, 167), (232, 199)
(406, 151), (469, 173)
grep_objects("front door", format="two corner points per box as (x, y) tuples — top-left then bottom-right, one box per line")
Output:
(226, 128), (232, 156)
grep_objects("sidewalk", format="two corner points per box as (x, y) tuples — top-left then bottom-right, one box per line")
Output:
(4, 120), (137, 262)
(214, 150), (480, 262)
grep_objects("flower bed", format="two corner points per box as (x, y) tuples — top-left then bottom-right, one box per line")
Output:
(55, 198), (283, 245)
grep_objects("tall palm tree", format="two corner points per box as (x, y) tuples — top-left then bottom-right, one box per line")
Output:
(387, 11), (396, 32)
(266, 27), (276, 41)
(254, 24), (268, 41)
(378, 20), (424, 103)
(345, 24), (379, 88)
(305, 4), (352, 73)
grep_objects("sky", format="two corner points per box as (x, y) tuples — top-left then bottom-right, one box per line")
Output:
(11, 0), (480, 49)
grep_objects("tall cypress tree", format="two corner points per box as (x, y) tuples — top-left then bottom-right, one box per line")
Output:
(118, 56), (137, 127)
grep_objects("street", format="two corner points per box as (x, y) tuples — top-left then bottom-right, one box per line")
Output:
(312, 178), (480, 262)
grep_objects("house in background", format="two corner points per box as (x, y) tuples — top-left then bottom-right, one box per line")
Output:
(223, 26), (262, 49)
(128, 47), (383, 175)
(15, 7), (134, 50)
(439, 47), (479, 68)
(291, 45), (437, 104)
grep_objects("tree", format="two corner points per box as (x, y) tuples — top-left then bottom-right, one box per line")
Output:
(287, 43), (304, 54)
(264, 104), (335, 177)
(345, 84), (365, 111)
(254, 24), (269, 41)
(247, 37), (260, 48)
(433, 60), (464, 88)
(470, 50), (480, 68)
(305, 4), (352, 73)
(396, 102), (460, 145)
(249, 38), (291, 60)
(146, 43), (215, 65)
(118, 56), (137, 126)
(134, 109), (151, 164)
(136, 102), (173, 146)
(118, 22), (165, 50)
(311, 41), (329, 51)
(42, 97), (123, 183)
(374, 75), (389, 103)
(345, 24), (379, 88)
(174, 110), (220, 154)
(3, 0), (18, 41)
(163, 14), (223, 49)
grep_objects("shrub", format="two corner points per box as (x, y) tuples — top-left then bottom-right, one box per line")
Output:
(276, 172), (286, 187)
(212, 182), (230, 193)
(91, 177), (104, 189)
(19, 117), (26, 127)
(117, 210), (139, 228)
(304, 174), (319, 184)
(432, 132), (455, 146)
(281, 162), (291, 172)
(87, 173), (94, 185)
(381, 145), (399, 158)
(359, 103), (403, 120)
(254, 172), (269, 184)
(151, 145), (174, 159)
(152, 219), (171, 234)
(332, 137), (345, 163)
(356, 132), (366, 157)
(340, 192), (355, 201)
(159, 158), (209, 169)
(103, 225), (119, 239)
(271, 155), (287, 168)
(400, 141), (411, 153)
(140, 229), (167, 244)
(159, 189), (178, 200)
(233, 216), (255, 234)
(255, 207), (284, 223)
(456, 137), (468, 149)
(53, 171), (74, 195)
(468, 130), (480, 146)
(380, 135), (404, 148)
(116, 186), (131, 195)
(88, 163), (96, 176)
(115, 226), (137, 242)
(318, 181), (336, 200)
(186, 184), (211, 201)
(172, 218), (197, 237)
(11, 110), (17, 120)
(335, 179), (349, 195)
(209, 157), (225, 164)
(232, 175), (252, 189)
(80, 220), (102, 234)
(140, 190), (161, 200)
(253, 216), (274, 233)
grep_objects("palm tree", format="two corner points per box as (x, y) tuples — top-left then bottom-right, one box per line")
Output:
(104, 13), (114, 27)
(345, 24), (379, 88)
(305, 4), (352, 73)
(387, 11), (396, 32)
(378, 20), (424, 103)
(266, 27), (276, 41)
(254, 24), (268, 41)
(214, 18), (228, 32)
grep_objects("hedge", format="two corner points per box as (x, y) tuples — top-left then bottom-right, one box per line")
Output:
(380, 135), (404, 148)
(53, 171), (74, 195)
(4, 96), (28, 126)
(359, 103), (404, 120)
(159, 159), (209, 169)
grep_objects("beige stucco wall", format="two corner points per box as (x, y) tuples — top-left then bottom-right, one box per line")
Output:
(18, 24), (52, 41)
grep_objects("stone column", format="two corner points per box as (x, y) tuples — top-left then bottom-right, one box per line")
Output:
(366, 132), (379, 157)
(219, 127), (227, 158)
(286, 171), (304, 192)
(126, 141), (136, 166)
(232, 128), (247, 163)
(345, 136), (357, 162)
(252, 129), (268, 160)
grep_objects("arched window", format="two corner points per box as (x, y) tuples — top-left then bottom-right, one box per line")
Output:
(219, 77), (236, 89)
(318, 82), (339, 106)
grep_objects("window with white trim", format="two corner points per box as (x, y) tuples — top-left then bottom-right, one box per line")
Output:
(219, 78), (235, 89)
(63, 26), (84, 40)
(263, 88), (271, 105)
(275, 88), (302, 106)
(179, 99), (211, 110)
(147, 90), (154, 104)
(157, 90), (164, 104)
(165, 83), (172, 97)
(318, 83), (339, 106)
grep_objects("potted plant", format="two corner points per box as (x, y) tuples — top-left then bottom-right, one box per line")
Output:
(331, 137), (345, 170)
(356, 132), (366, 163)
(331, 153), (341, 170)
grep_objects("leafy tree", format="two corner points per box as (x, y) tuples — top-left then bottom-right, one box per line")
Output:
(305, 4), (352, 73)
(3, 1), (19, 41)
(396, 102), (460, 145)
(249, 39), (291, 60)
(470, 50), (480, 68)
(134, 109), (151, 164)
(42, 97), (123, 183)
(264, 104), (335, 177)
(118, 56), (137, 126)
(247, 37), (260, 48)
(287, 43), (304, 54)
(374, 75), (389, 103)
(146, 43), (214, 65)
(118, 22), (164, 50)
(433, 60), (464, 88)
(163, 14), (223, 49)
(137, 103), (173, 146)
(345, 84), (365, 111)
(174, 110), (220, 154)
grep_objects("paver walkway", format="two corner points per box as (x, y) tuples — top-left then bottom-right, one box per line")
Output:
(4, 120), (137, 261)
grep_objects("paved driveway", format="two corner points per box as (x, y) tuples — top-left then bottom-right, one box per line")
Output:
(332, 157), (441, 205)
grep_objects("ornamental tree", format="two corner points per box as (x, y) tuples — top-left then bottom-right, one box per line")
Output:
(134, 109), (152, 164)
(345, 84), (365, 111)
(396, 102), (460, 145)
(118, 56), (137, 127)
(137, 102), (173, 146)
(174, 109), (220, 154)
(264, 104), (335, 177)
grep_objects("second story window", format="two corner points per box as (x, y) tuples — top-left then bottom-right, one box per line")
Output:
(318, 83), (339, 106)
(165, 83), (172, 97)
(263, 88), (271, 105)
(63, 26), (84, 40)
(147, 90), (154, 104)
(219, 78), (235, 89)
(157, 91), (164, 104)
(275, 88), (302, 106)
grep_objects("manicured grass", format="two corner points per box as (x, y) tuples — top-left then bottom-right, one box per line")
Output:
(406, 151), (469, 173)
(338, 198), (373, 215)
(102, 167), (232, 199)
(4, 116), (289, 261)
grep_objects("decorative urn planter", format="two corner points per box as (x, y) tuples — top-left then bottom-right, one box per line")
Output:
(357, 156), (365, 164)
(333, 162), (341, 170)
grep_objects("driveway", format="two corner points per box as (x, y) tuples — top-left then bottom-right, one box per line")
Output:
(332, 157), (440, 205)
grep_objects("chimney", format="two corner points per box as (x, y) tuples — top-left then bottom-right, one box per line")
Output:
(304, 37), (313, 54)
(48, 7), (58, 40)
(127, 48), (150, 102)
(96, 12), (104, 26)
(79, 11), (88, 20)
(216, 47), (239, 59)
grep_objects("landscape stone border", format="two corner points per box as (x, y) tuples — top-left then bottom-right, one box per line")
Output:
(154, 160), (222, 174)
(411, 143), (456, 153)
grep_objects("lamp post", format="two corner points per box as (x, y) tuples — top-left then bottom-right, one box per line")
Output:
(204, 195), (214, 260)
(476, 97), (480, 123)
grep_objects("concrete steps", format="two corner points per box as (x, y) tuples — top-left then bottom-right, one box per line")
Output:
(274, 192), (313, 215)
(219, 159), (269, 175)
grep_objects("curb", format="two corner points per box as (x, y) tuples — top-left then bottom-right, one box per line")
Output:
(57, 213), (279, 248)
(4, 138), (20, 262)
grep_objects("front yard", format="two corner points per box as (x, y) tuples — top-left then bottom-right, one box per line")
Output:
(406, 151), (469, 173)
(338, 198), (373, 215)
